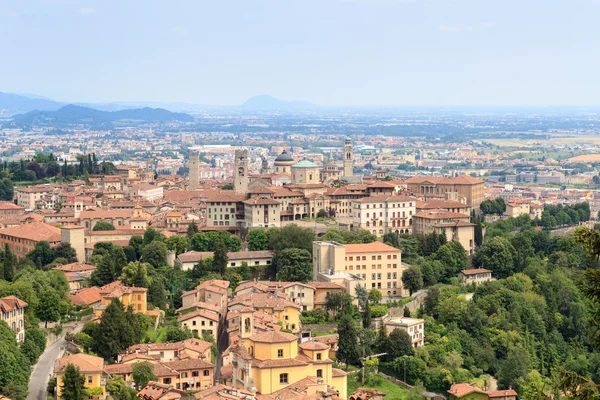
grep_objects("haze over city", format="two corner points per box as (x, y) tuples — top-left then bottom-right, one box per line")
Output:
(2, 0), (600, 106)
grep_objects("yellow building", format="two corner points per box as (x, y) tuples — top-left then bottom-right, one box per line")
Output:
(94, 281), (147, 318)
(229, 293), (301, 332)
(231, 330), (347, 399)
(312, 241), (407, 298)
(54, 354), (107, 400)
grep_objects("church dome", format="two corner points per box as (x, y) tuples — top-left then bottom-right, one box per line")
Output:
(292, 159), (319, 168)
(274, 150), (294, 163)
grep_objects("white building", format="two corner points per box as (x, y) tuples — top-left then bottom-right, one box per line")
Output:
(352, 195), (416, 236)
(384, 316), (425, 348)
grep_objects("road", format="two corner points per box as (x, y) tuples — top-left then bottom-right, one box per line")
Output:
(28, 322), (83, 400)
(27, 336), (67, 400)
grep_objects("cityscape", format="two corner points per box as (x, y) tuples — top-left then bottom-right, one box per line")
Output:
(2, 1), (600, 400)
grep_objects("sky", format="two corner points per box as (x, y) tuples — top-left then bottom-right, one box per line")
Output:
(1, 0), (599, 106)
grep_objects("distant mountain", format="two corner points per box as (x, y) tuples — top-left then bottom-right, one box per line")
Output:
(0, 92), (63, 115)
(5, 104), (195, 128)
(240, 95), (318, 111)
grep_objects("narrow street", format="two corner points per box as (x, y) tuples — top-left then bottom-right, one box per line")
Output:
(213, 313), (229, 383)
(27, 336), (67, 400)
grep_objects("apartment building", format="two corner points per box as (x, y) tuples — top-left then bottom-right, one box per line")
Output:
(0, 296), (27, 343)
(412, 209), (475, 254)
(352, 195), (416, 236)
(15, 186), (53, 209)
(54, 354), (108, 400)
(204, 192), (247, 227)
(458, 268), (493, 285)
(384, 316), (425, 347)
(94, 281), (147, 318)
(242, 197), (281, 228)
(405, 175), (485, 209)
(312, 241), (407, 298)
(0, 222), (62, 259)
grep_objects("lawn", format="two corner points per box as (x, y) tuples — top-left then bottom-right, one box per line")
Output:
(347, 373), (409, 400)
(144, 325), (168, 343)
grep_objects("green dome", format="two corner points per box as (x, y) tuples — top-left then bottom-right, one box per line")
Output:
(292, 159), (319, 168)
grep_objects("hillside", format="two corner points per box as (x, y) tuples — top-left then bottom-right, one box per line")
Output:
(5, 104), (195, 127)
(0, 92), (63, 115)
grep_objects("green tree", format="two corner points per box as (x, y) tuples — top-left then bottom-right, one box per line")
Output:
(106, 377), (137, 400)
(325, 292), (353, 319)
(497, 347), (531, 390)
(475, 236), (517, 278)
(27, 241), (54, 268)
(166, 235), (188, 255)
(402, 265), (424, 295)
(119, 262), (151, 288)
(273, 248), (312, 282)
(21, 327), (46, 363)
(336, 312), (360, 370)
(53, 242), (78, 263)
(148, 278), (167, 309)
(60, 363), (86, 400)
(0, 178), (14, 201)
(247, 229), (269, 251)
(434, 241), (467, 281)
(132, 362), (156, 389)
(92, 221), (116, 231)
(165, 325), (192, 342)
(355, 283), (368, 309)
(268, 224), (315, 253)
(141, 241), (167, 268)
(36, 289), (62, 327)
(186, 221), (199, 238)
(96, 298), (135, 362)
(317, 209), (328, 218)
(3, 243), (15, 281)
(385, 328), (413, 361)
(368, 288), (382, 304)
(362, 301), (372, 329)
(0, 321), (29, 397)
(212, 238), (229, 275)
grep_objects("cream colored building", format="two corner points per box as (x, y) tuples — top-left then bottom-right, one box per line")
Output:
(0, 296), (27, 343)
(384, 317), (425, 348)
(204, 192), (247, 227)
(242, 197), (281, 228)
(312, 241), (407, 298)
(412, 209), (475, 254)
(352, 195), (416, 236)
(458, 268), (493, 285)
(178, 309), (220, 338)
(291, 159), (321, 185)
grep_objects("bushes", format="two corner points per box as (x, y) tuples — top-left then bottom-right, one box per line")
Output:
(301, 309), (329, 324)
(370, 304), (388, 318)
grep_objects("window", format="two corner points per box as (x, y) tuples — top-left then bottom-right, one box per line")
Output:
(192, 321), (196, 326)
(316, 353), (322, 360)
(163, 378), (171, 384)
(371, 273), (376, 280)
(203, 370), (210, 376)
(182, 372), (188, 378)
(280, 374), (289, 384)
(278, 349), (284, 358)
(88, 376), (93, 384)
(317, 369), (323, 378)
(192, 371), (199, 377)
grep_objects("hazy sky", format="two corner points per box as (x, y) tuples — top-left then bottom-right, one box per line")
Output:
(1, 0), (599, 106)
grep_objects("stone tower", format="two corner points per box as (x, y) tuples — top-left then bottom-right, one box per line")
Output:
(261, 156), (268, 174)
(343, 136), (353, 177)
(188, 151), (200, 190)
(234, 149), (249, 193)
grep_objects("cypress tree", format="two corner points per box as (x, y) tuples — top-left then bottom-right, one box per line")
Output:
(362, 301), (372, 329)
(212, 238), (228, 275)
(3, 244), (16, 282)
(96, 299), (135, 362)
(60, 363), (86, 400)
(337, 312), (360, 370)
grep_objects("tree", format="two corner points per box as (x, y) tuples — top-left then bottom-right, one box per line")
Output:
(119, 262), (150, 288)
(325, 292), (353, 319)
(211, 238), (229, 275)
(166, 235), (188, 255)
(0, 178), (14, 201)
(3, 244), (15, 281)
(273, 248), (312, 282)
(355, 284), (368, 310)
(107, 377), (137, 400)
(368, 288), (382, 304)
(402, 266), (423, 295)
(190, 231), (241, 252)
(132, 362), (156, 389)
(53, 242), (78, 263)
(385, 328), (413, 360)
(60, 363), (86, 400)
(27, 241), (54, 268)
(36, 289), (62, 327)
(96, 298), (135, 362)
(317, 209), (328, 218)
(141, 241), (167, 268)
(497, 347), (531, 390)
(165, 325), (192, 342)
(0, 321), (29, 397)
(186, 221), (199, 237)
(362, 301), (372, 328)
(247, 229), (269, 251)
(21, 327), (46, 364)
(474, 236), (517, 278)
(268, 224), (315, 253)
(434, 241), (467, 281)
(92, 221), (115, 231)
(336, 312), (360, 370)
(148, 278), (167, 309)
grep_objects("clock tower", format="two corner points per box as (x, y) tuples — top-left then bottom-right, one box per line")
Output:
(234, 149), (249, 193)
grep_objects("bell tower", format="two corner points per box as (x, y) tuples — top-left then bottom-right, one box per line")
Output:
(343, 136), (353, 177)
(234, 149), (249, 193)
(188, 151), (200, 190)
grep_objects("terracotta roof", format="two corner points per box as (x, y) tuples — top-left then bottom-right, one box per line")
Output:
(414, 209), (471, 219)
(331, 368), (348, 377)
(52, 262), (95, 272)
(243, 197), (280, 205)
(0, 222), (61, 242)
(447, 383), (485, 398)
(54, 353), (104, 374)
(250, 330), (298, 343)
(460, 268), (492, 275)
(137, 381), (186, 400)
(70, 287), (102, 306)
(0, 296), (28, 312)
(487, 389), (519, 398)
(80, 209), (133, 219)
(345, 242), (399, 253)
(298, 341), (330, 351)
(0, 202), (24, 210)
(177, 251), (214, 263)
(178, 309), (220, 322)
(256, 358), (307, 368)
